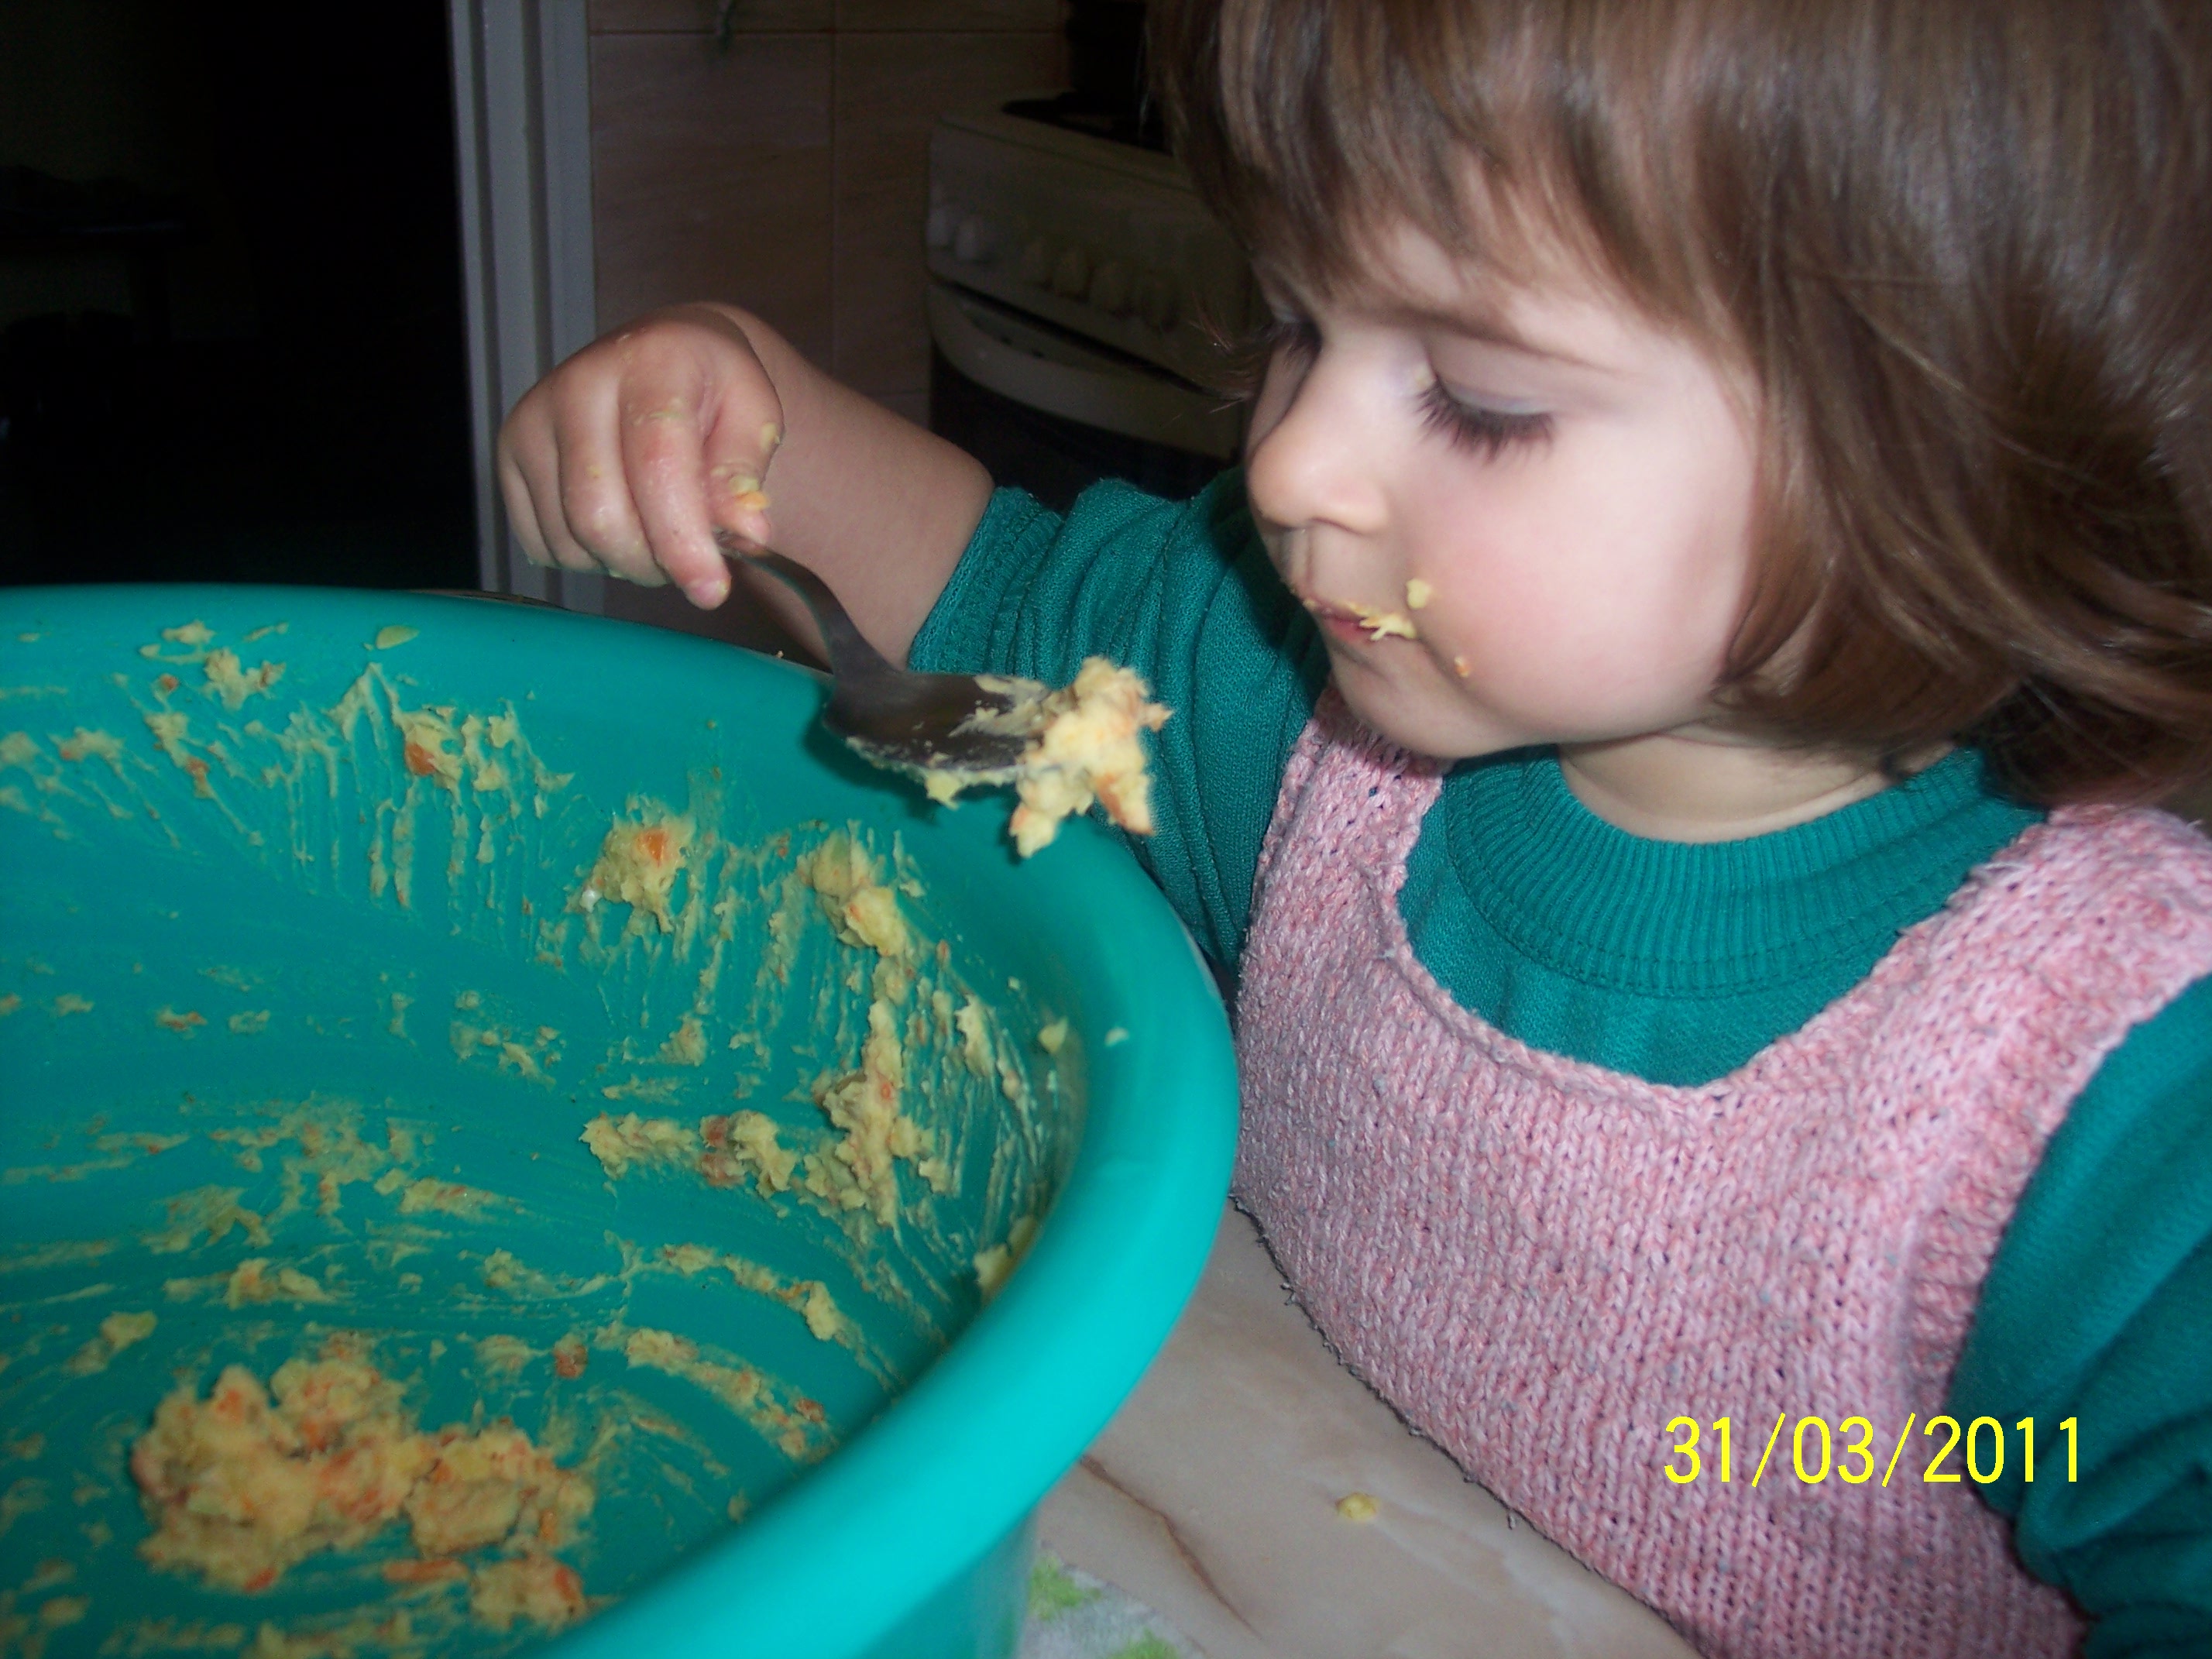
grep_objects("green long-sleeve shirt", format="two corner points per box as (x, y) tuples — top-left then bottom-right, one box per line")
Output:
(911, 472), (2212, 1655)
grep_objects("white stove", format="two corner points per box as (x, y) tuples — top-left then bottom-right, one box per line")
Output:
(924, 104), (1257, 489)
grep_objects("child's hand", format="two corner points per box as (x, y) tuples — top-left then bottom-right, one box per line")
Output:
(497, 304), (784, 609)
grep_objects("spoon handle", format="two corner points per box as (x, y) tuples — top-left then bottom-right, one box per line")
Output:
(722, 538), (903, 693)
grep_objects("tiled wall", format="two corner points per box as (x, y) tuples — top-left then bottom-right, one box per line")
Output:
(589, 0), (1066, 428)
(584, 0), (1063, 645)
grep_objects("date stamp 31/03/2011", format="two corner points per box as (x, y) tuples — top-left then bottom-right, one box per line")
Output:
(1663, 1414), (2080, 1489)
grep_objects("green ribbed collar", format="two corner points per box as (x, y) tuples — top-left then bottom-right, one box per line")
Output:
(1431, 747), (2043, 998)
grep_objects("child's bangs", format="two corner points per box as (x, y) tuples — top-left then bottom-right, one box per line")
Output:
(1157, 0), (1722, 331)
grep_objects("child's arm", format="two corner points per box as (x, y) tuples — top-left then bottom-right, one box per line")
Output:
(496, 303), (993, 664)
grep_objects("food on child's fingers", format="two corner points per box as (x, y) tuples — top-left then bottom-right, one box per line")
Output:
(921, 658), (1173, 858)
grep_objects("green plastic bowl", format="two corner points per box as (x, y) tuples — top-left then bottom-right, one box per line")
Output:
(0, 586), (1235, 1657)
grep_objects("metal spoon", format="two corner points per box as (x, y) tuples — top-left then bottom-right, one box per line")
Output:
(728, 541), (1036, 781)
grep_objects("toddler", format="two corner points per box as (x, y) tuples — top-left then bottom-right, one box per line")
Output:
(498, 0), (2212, 1652)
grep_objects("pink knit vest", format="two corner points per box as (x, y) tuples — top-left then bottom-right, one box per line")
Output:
(1235, 692), (2212, 1659)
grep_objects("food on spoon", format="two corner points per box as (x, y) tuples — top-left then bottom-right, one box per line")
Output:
(919, 658), (1171, 858)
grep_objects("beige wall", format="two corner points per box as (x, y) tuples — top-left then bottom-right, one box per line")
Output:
(586, 0), (1063, 646)
(589, 0), (1066, 425)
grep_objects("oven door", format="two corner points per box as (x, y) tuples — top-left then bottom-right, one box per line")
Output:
(926, 279), (1238, 512)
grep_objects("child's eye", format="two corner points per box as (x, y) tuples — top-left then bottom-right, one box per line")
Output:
(1417, 380), (1553, 457)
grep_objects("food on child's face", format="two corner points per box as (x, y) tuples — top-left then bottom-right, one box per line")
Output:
(129, 1351), (591, 1627)
(919, 658), (1172, 857)
(1344, 602), (1418, 641)
(1403, 579), (1432, 611)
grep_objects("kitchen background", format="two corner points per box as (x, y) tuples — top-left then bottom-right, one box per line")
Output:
(0, 2), (478, 594)
(0, 0), (1074, 645)
(2, 0), (2205, 836)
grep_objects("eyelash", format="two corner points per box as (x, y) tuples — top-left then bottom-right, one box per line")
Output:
(1416, 381), (1554, 458)
(1259, 314), (1553, 458)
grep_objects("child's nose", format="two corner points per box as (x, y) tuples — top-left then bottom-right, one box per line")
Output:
(1244, 352), (1389, 539)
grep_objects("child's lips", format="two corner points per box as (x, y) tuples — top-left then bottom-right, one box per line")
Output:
(1301, 593), (1420, 644)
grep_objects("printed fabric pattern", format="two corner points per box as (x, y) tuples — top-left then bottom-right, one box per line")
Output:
(1233, 692), (2212, 1659)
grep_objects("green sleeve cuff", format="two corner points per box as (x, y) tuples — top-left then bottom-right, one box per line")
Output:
(907, 486), (1063, 678)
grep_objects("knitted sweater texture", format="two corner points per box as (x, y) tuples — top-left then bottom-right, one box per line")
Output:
(1234, 694), (2212, 1658)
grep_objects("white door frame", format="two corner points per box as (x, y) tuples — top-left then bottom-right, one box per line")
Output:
(448, 0), (603, 607)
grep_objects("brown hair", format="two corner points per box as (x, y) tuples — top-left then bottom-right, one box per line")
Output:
(1154, 0), (2212, 805)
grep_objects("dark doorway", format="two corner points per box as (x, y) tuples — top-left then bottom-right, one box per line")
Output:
(0, 2), (476, 591)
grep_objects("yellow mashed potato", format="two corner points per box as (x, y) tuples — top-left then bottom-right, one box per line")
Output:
(923, 658), (1171, 858)
(129, 1350), (590, 1631)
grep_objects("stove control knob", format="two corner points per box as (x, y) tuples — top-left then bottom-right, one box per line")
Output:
(926, 204), (959, 250)
(1018, 235), (1060, 287)
(1138, 269), (1181, 331)
(953, 215), (996, 264)
(1051, 243), (1093, 298)
(1088, 259), (1133, 315)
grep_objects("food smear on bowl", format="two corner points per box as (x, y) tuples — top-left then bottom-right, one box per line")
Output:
(918, 658), (1171, 858)
(576, 815), (693, 932)
(130, 1345), (591, 1628)
(1, 611), (1085, 1657)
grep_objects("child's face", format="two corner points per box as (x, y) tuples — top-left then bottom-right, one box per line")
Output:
(1245, 221), (1762, 767)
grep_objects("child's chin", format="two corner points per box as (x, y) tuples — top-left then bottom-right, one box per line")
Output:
(1333, 682), (1460, 759)
(1332, 676), (1533, 764)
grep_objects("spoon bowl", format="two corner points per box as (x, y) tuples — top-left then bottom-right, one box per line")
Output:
(736, 545), (1036, 781)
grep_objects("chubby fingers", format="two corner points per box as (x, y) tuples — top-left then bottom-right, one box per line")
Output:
(497, 353), (655, 582)
(619, 360), (785, 610)
(500, 386), (601, 575)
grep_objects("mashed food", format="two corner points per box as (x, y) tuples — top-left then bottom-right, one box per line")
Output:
(922, 658), (1171, 857)
(129, 1350), (591, 1630)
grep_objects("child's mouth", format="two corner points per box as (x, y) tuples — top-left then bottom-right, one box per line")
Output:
(1304, 596), (1420, 644)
